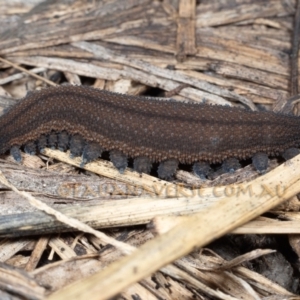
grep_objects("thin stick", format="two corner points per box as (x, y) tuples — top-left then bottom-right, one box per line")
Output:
(0, 56), (56, 86)
(43, 148), (192, 196)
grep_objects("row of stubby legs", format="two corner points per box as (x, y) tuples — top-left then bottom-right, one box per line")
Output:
(9, 130), (300, 180)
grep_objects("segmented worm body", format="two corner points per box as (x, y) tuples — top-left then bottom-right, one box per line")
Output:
(1, 85), (299, 178)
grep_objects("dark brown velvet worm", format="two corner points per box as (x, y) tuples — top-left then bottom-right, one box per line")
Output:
(1, 85), (300, 178)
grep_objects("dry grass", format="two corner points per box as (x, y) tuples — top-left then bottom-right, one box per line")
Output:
(0, 0), (300, 299)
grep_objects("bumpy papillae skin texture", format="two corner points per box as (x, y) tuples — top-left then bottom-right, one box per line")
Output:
(1, 85), (300, 170)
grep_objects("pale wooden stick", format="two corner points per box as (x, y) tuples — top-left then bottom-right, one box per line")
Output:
(47, 154), (300, 300)
(152, 216), (300, 235)
(43, 148), (192, 196)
